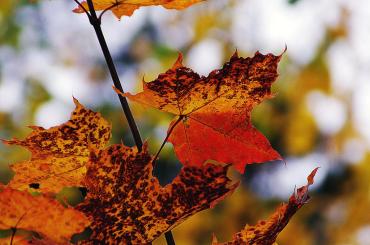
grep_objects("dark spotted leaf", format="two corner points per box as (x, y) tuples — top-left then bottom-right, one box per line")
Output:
(77, 143), (238, 244)
(118, 52), (283, 173)
(2, 98), (111, 193)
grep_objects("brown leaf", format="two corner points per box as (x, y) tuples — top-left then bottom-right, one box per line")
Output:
(77, 143), (238, 244)
(118, 52), (283, 173)
(211, 167), (319, 245)
(2, 98), (111, 193)
(73, 0), (203, 19)
(0, 187), (90, 244)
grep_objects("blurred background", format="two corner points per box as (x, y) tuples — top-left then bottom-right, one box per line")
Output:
(0, 0), (370, 244)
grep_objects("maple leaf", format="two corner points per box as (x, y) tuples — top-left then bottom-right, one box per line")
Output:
(0, 187), (90, 244)
(117, 52), (283, 173)
(2, 98), (111, 193)
(77, 143), (238, 244)
(73, 0), (203, 19)
(211, 167), (319, 245)
(0, 236), (31, 245)
(0, 237), (58, 245)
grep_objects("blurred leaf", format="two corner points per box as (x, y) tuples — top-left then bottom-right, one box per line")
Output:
(212, 168), (318, 244)
(0, 187), (90, 243)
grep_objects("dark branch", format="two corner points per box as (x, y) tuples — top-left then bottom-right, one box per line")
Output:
(10, 212), (27, 245)
(85, 0), (143, 151)
(165, 232), (176, 245)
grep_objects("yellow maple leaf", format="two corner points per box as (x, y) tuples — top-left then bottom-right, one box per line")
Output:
(2, 98), (111, 193)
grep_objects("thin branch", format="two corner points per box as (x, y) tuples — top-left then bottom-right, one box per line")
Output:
(85, 0), (143, 151)
(10, 212), (27, 245)
(98, 1), (121, 21)
(152, 115), (184, 167)
(73, 0), (91, 18)
(10, 228), (16, 245)
(165, 232), (176, 245)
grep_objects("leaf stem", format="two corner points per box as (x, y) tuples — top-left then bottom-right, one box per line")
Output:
(85, 0), (143, 151)
(10, 228), (16, 245)
(152, 115), (184, 167)
(98, 2), (121, 21)
(82, 1), (176, 244)
(10, 212), (27, 245)
(151, 115), (184, 245)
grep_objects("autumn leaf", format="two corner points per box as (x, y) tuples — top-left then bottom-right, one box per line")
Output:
(1, 238), (60, 245)
(77, 143), (238, 244)
(0, 187), (90, 244)
(211, 167), (319, 245)
(0, 233), (60, 245)
(0, 235), (31, 245)
(2, 98), (111, 193)
(0, 235), (40, 245)
(118, 52), (282, 173)
(73, 0), (203, 19)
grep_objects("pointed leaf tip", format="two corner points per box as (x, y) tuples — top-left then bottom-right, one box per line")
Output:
(72, 7), (84, 14)
(231, 49), (239, 59)
(307, 167), (319, 185)
(28, 125), (45, 131)
(112, 85), (122, 94)
(211, 234), (219, 244)
(72, 96), (82, 107)
(172, 52), (184, 69)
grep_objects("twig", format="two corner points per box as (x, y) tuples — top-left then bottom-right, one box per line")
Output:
(152, 115), (183, 245)
(10, 228), (16, 245)
(98, 1), (121, 21)
(85, 0), (143, 151)
(10, 212), (27, 245)
(152, 115), (184, 167)
(165, 232), (176, 245)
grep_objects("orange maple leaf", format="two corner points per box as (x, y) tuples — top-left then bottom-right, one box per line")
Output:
(118, 52), (283, 173)
(77, 143), (238, 244)
(73, 0), (203, 19)
(211, 167), (319, 245)
(2, 98), (111, 193)
(0, 235), (35, 245)
(0, 187), (90, 244)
